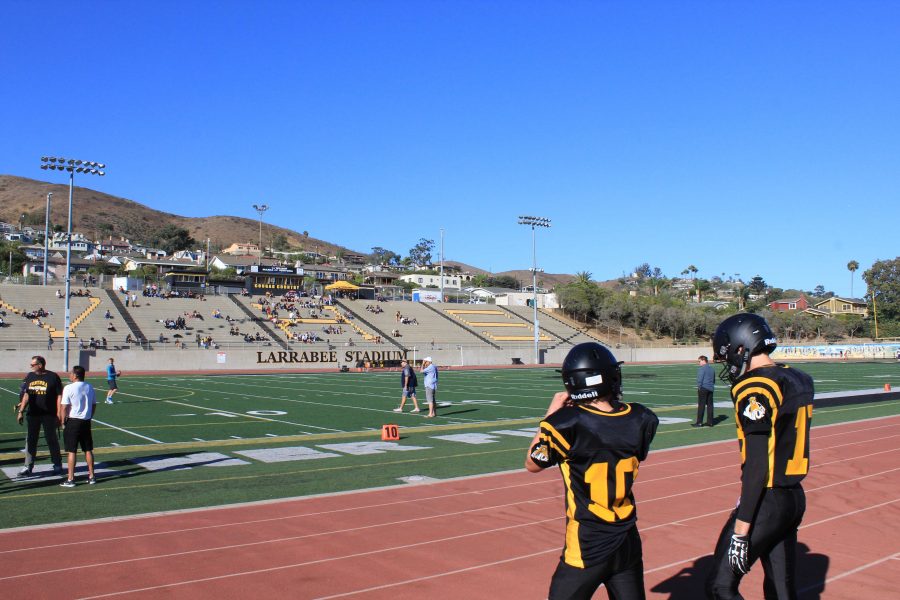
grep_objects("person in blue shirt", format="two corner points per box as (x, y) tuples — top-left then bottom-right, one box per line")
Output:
(393, 359), (421, 413)
(693, 355), (716, 427)
(421, 357), (438, 418)
(105, 357), (121, 404)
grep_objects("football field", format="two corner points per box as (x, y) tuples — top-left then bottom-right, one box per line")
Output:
(1, 361), (898, 529)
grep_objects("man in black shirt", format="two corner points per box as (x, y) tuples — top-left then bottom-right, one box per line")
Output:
(15, 355), (64, 477)
(707, 314), (814, 599)
(526, 343), (659, 600)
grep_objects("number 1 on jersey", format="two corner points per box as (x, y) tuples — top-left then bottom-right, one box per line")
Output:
(585, 457), (639, 522)
(785, 405), (813, 476)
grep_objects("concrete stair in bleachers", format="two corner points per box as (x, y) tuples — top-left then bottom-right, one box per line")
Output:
(444, 307), (550, 344)
(340, 299), (499, 350)
(501, 304), (605, 347)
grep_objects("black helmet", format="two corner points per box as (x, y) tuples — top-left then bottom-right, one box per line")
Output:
(561, 342), (622, 402)
(712, 313), (777, 384)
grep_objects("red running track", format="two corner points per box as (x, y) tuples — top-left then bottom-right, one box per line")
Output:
(0, 416), (897, 599)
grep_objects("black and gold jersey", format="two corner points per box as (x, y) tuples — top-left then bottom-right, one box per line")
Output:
(730, 364), (814, 488)
(529, 402), (659, 568)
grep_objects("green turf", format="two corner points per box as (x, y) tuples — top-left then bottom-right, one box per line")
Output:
(1, 361), (897, 529)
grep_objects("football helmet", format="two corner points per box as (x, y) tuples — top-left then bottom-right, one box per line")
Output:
(561, 342), (622, 402)
(712, 313), (777, 383)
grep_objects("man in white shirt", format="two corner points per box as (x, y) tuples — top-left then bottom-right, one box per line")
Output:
(58, 365), (98, 488)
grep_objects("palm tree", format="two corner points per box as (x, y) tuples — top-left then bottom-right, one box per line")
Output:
(575, 271), (592, 284)
(847, 260), (859, 298)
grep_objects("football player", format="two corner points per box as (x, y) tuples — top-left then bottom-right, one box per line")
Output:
(706, 313), (814, 599)
(526, 343), (659, 600)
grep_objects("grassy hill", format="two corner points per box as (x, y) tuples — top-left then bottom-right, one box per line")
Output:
(0, 175), (358, 257)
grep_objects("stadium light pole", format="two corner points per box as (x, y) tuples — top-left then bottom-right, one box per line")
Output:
(518, 215), (551, 365)
(439, 228), (444, 302)
(252, 204), (269, 265)
(43, 192), (52, 286)
(40, 156), (106, 371)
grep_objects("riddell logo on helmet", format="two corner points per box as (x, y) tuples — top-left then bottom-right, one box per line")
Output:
(764, 337), (777, 345)
(570, 389), (600, 401)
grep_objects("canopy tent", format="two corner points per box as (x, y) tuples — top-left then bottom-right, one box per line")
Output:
(324, 280), (360, 291)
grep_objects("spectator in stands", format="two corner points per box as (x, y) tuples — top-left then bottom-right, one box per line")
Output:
(0, 315), (5, 327)
(104, 309), (112, 319)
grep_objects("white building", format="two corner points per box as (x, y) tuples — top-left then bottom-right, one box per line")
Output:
(398, 273), (462, 290)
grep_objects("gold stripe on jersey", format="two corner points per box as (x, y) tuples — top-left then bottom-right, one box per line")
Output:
(578, 403), (633, 417)
(732, 377), (782, 487)
(539, 431), (569, 458)
(559, 462), (584, 568)
(767, 401), (779, 487)
(732, 376), (783, 406)
(542, 421), (571, 455)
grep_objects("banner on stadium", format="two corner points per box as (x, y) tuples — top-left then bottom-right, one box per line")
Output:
(412, 289), (442, 303)
(772, 343), (900, 360)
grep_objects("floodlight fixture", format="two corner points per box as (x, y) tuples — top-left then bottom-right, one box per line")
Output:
(518, 214), (552, 365)
(252, 204), (270, 265)
(39, 154), (107, 371)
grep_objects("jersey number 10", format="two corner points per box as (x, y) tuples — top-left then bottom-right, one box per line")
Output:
(585, 457), (640, 522)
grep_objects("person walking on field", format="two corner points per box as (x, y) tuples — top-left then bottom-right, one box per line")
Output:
(694, 355), (716, 427)
(394, 359), (420, 413)
(105, 357), (121, 404)
(526, 343), (659, 600)
(59, 365), (98, 487)
(421, 357), (438, 418)
(15, 355), (64, 477)
(706, 313), (814, 599)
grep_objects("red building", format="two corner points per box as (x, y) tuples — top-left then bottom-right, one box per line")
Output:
(768, 296), (809, 312)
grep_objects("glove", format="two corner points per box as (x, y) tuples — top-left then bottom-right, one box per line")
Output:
(728, 533), (750, 575)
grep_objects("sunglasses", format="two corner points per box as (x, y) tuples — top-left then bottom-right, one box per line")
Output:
(30, 363), (40, 367)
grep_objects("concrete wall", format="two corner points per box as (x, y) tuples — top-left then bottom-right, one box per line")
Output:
(5, 340), (898, 378)
(0, 344), (703, 376)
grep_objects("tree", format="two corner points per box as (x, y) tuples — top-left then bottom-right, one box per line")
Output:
(152, 225), (196, 254)
(272, 233), (289, 251)
(647, 267), (668, 296)
(694, 279), (712, 302)
(575, 271), (592, 284)
(408, 238), (434, 266)
(847, 260), (859, 298)
(370, 246), (401, 266)
(863, 257), (900, 320)
(748, 275), (767, 296)
(682, 265), (698, 280)
(813, 285), (826, 298)
(633, 263), (652, 279)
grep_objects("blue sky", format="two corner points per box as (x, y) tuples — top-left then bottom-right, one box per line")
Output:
(3, 1), (898, 296)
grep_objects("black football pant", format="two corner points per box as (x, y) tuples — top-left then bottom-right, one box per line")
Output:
(549, 526), (645, 600)
(24, 414), (62, 469)
(696, 389), (714, 426)
(707, 486), (806, 600)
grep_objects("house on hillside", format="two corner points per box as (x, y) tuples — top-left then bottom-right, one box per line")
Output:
(769, 296), (809, 312)
(813, 296), (868, 317)
(96, 237), (133, 255)
(222, 242), (260, 256)
(399, 273), (462, 290)
(210, 254), (281, 274)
